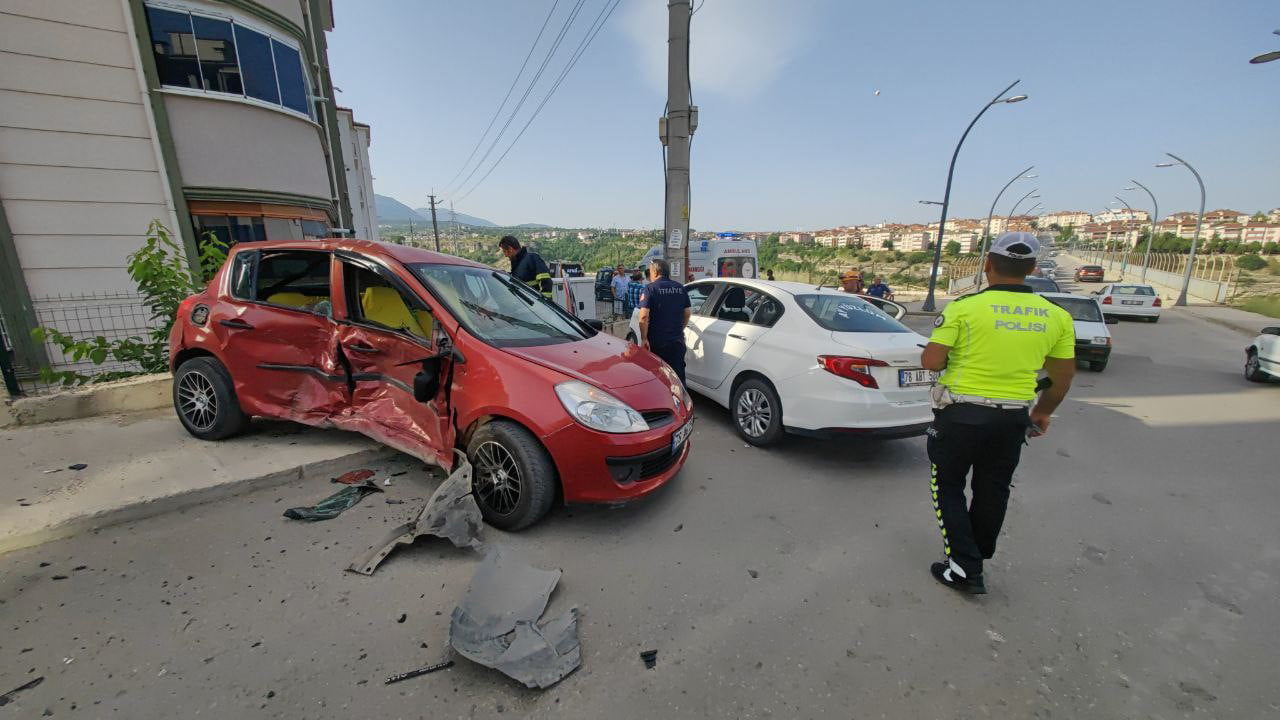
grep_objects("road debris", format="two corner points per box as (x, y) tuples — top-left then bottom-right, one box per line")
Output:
(640, 649), (658, 669)
(0, 676), (43, 706)
(747, 569), (759, 579)
(283, 481), (383, 521)
(385, 659), (454, 685)
(449, 547), (581, 689)
(397, 613), (407, 623)
(68, 463), (88, 471)
(332, 469), (375, 485)
(347, 455), (481, 575)
(385, 499), (405, 505)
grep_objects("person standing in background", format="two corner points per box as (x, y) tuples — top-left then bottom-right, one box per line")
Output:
(637, 259), (691, 384)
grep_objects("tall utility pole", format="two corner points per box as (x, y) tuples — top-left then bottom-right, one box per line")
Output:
(662, 0), (695, 281)
(427, 194), (442, 252)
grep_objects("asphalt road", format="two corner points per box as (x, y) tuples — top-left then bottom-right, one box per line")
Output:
(3, 261), (1279, 719)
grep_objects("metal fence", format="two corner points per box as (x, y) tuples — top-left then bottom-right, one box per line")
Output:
(1, 292), (159, 397)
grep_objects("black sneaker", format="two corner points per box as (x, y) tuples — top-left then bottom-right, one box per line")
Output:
(930, 561), (987, 595)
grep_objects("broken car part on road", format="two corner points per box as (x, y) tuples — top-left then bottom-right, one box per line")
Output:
(384, 659), (454, 685)
(347, 454), (482, 575)
(448, 546), (581, 689)
(283, 481), (383, 521)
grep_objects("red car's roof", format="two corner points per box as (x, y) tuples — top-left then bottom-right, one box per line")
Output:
(239, 238), (489, 269)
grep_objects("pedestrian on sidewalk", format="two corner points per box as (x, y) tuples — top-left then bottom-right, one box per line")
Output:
(610, 265), (628, 318)
(637, 258), (691, 384)
(866, 276), (893, 300)
(918, 232), (1076, 595)
(625, 271), (645, 317)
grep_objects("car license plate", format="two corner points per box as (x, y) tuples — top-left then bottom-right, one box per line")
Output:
(899, 369), (936, 387)
(671, 420), (692, 453)
(1121, 300), (1142, 305)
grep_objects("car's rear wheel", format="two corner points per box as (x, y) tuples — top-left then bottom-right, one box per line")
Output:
(173, 356), (249, 440)
(1089, 359), (1108, 372)
(468, 420), (556, 530)
(732, 378), (784, 446)
(1245, 351), (1268, 383)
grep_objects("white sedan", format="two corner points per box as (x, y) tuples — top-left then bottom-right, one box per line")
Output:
(629, 279), (933, 445)
(1245, 326), (1280, 382)
(1092, 283), (1162, 322)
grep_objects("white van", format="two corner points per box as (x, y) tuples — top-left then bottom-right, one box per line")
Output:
(641, 233), (759, 281)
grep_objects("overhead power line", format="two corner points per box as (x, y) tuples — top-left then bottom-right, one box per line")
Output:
(440, 0), (562, 194)
(455, 0), (623, 202)
(446, 0), (590, 198)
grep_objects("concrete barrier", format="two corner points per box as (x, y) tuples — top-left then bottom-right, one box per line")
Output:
(1, 373), (171, 428)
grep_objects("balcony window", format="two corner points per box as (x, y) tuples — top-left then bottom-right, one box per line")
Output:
(145, 4), (310, 119)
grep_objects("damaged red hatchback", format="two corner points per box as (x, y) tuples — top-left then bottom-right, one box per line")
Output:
(168, 240), (692, 529)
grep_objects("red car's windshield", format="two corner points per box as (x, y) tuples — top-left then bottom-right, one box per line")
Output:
(411, 263), (590, 348)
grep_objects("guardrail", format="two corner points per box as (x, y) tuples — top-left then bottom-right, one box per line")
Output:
(1066, 250), (1234, 303)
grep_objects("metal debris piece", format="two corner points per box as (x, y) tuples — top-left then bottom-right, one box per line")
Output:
(347, 454), (481, 575)
(640, 649), (658, 669)
(0, 676), (43, 706)
(448, 547), (581, 689)
(384, 659), (453, 685)
(283, 481), (383, 521)
(332, 469), (375, 485)
(68, 463), (87, 471)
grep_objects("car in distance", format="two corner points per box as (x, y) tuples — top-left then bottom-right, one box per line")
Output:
(168, 240), (692, 530)
(1094, 283), (1162, 322)
(1041, 292), (1115, 372)
(1024, 276), (1061, 294)
(1245, 326), (1280, 382)
(629, 279), (933, 445)
(1075, 265), (1105, 282)
(594, 267), (616, 301)
(1035, 260), (1057, 279)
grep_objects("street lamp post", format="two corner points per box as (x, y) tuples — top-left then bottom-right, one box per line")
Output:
(976, 166), (1035, 289)
(1125, 180), (1160, 283)
(1113, 195), (1137, 279)
(1248, 29), (1280, 64)
(1156, 152), (1206, 306)
(1007, 188), (1040, 221)
(921, 80), (1028, 311)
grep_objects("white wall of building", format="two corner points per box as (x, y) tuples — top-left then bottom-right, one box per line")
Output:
(337, 107), (377, 241)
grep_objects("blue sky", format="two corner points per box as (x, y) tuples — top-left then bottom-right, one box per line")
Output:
(328, 0), (1280, 230)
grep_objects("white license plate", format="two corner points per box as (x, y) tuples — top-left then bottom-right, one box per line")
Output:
(899, 369), (937, 387)
(671, 420), (692, 453)
(1121, 300), (1142, 305)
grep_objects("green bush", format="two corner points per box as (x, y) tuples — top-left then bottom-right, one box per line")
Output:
(32, 221), (225, 386)
(906, 251), (930, 266)
(857, 253), (873, 262)
(1236, 254), (1267, 271)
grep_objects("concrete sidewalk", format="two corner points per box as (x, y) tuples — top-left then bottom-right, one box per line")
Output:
(0, 409), (393, 554)
(1175, 303), (1277, 337)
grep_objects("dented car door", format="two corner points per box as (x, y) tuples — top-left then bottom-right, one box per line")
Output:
(333, 254), (456, 468)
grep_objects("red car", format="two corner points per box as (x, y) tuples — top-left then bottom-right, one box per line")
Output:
(1075, 265), (1105, 282)
(168, 239), (692, 529)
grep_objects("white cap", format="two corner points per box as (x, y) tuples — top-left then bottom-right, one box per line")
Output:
(989, 231), (1040, 259)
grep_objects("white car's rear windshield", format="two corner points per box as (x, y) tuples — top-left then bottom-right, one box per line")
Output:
(795, 294), (911, 333)
(1047, 297), (1103, 323)
(1112, 285), (1155, 296)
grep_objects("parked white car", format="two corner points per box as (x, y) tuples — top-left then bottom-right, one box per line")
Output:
(628, 279), (932, 445)
(1245, 327), (1280, 382)
(1093, 283), (1162, 322)
(1041, 292), (1116, 372)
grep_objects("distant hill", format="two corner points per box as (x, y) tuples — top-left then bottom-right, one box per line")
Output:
(514, 223), (552, 229)
(415, 208), (497, 228)
(374, 194), (424, 222)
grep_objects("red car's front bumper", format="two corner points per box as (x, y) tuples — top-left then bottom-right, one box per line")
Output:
(542, 416), (692, 504)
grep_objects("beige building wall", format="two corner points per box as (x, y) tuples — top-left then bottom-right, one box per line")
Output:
(0, 0), (178, 296)
(166, 94), (332, 200)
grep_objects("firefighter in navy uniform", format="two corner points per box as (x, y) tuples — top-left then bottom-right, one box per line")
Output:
(919, 232), (1077, 594)
(498, 235), (553, 299)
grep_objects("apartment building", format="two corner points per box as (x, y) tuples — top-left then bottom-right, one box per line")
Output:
(0, 0), (374, 372)
(778, 231), (813, 245)
(1040, 210), (1091, 228)
(1241, 223), (1280, 244)
(1091, 208), (1150, 224)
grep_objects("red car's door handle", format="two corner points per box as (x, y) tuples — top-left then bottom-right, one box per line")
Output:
(219, 318), (254, 330)
(346, 343), (380, 354)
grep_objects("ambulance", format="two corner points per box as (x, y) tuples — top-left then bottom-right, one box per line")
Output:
(640, 232), (759, 281)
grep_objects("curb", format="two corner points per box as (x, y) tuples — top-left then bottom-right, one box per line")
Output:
(1178, 308), (1268, 338)
(2, 374), (171, 428)
(0, 446), (395, 555)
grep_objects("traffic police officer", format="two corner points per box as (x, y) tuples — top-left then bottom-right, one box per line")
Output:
(498, 235), (553, 299)
(919, 232), (1076, 594)
(636, 258), (692, 384)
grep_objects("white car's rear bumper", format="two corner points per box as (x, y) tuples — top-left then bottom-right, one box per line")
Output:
(776, 368), (933, 437)
(1103, 304), (1160, 317)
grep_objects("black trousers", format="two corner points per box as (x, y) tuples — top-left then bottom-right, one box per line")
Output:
(926, 405), (1028, 578)
(649, 340), (686, 385)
